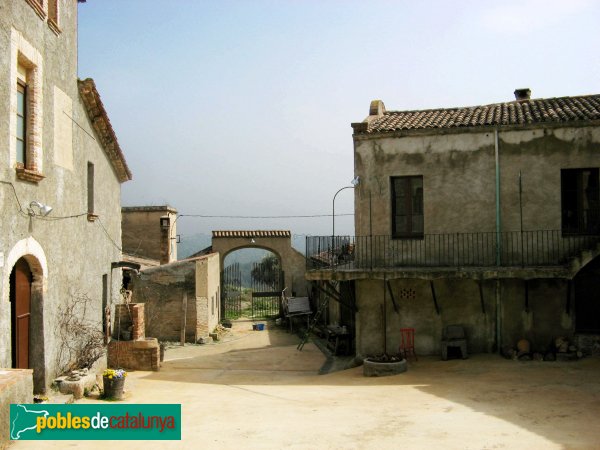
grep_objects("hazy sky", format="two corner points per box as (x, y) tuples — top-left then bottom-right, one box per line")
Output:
(78, 0), (600, 243)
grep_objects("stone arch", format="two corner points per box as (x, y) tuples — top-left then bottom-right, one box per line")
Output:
(212, 231), (307, 296)
(221, 245), (283, 266)
(3, 237), (47, 393)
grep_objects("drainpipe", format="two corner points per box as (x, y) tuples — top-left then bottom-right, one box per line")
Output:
(494, 129), (502, 353)
(495, 128), (501, 266)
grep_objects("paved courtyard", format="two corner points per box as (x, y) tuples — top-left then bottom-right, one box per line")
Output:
(12, 321), (600, 449)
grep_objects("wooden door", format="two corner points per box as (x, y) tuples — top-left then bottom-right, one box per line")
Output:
(11, 258), (32, 369)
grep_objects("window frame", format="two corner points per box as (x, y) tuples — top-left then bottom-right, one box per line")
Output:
(87, 162), (95, 218)
(561, 168), (600, 236)
(391, 175), (424, 239)
(16, 80), (27, 167)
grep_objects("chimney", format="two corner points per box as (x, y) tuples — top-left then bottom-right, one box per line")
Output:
(159, 215), (171, 264)
(369, 99), (386, 116)
(514, 88), (531, 101)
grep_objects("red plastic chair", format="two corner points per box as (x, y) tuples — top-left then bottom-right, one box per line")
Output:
(399, 328), (417, 361)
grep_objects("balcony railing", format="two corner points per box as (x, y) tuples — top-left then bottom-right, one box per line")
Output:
(306, 231), (600, 271)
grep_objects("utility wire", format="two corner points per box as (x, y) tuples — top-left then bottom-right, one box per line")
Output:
(96, 217), (123, 252)
(0, 180), (27, 216)
(179, 213), (353, 219)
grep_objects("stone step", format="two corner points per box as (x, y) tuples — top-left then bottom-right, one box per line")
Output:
(46, 393), (75, 404)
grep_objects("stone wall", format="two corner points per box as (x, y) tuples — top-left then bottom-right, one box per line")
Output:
(354, 277), (574, 358)
(353, 126), (600, 237)
(212, 234), (307, 297)
(121, 206), (177, 264)
(0, 0), (127, 392)
(348, 103), (600, 358)
(107, 340), (159, 372)
(130, 254), (220, 343)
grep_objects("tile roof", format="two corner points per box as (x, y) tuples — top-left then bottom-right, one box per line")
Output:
(78, 78), (132, 182)
(356, 94), (600, 135)
(212, 230), (291, 238)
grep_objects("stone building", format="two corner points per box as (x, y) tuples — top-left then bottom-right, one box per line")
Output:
(129, 254), (221, 343)
(307, 90), (600, 358)
(0, 0), (131, 392)
(122, 205), (178, 267)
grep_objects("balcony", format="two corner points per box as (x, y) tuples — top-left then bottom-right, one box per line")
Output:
(306, 231), (600, 279)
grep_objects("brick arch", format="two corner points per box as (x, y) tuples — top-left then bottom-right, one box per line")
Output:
(212, 231), (307, 296)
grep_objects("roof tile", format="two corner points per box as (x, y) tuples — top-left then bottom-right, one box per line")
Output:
(212, 230), (291, 238)
(361, 94), (600, 134)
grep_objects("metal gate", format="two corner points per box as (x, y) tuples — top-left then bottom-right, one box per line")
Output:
(250, 261), (283, 319)
(221, 263), (242, 319)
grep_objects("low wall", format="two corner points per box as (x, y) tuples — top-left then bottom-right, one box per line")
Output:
(107, 339), (160, 371)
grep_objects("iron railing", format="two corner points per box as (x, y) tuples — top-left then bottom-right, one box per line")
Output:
(306, 231), (600, 271)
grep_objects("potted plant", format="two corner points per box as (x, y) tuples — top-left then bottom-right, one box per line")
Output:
(102, 368), (127, 400)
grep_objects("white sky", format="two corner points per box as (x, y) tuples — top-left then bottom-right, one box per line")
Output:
(77, 0), (600, 241)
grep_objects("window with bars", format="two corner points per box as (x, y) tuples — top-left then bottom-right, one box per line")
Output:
(391, 176), (424, 238)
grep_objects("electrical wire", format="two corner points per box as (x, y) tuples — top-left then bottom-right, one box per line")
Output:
(96, 217), (123, 252)
(0, 180), (27, 216)
(178, 213), (353, 219)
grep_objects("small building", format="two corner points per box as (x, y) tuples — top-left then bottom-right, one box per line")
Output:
(0, 0), (131, 392)
(129, 253), (221, 343)
(122, 205), (178, 266)
(307, 90), (600, 358)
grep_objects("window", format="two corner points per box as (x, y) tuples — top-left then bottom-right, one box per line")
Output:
(87, 162), (95, 217)
(16, 81), (27, 166)
(561, 169), (600, 234)
(12, 33), (44, 183)
(392, 176), (424, 238)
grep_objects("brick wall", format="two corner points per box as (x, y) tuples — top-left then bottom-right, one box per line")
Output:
(107, 340), (159, 371)
(113, 303), (145, 340)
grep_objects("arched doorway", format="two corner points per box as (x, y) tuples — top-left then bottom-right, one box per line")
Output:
(4, 238), (47, 393)
(221, 248), (283, 319)
(10, 258), (32, 369)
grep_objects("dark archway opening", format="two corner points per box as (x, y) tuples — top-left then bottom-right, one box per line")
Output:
(575, 256), (600, 333)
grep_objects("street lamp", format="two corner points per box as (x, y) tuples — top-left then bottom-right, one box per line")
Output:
(332, 176), (360, 263)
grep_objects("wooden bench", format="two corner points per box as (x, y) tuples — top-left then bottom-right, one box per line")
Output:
(283, 296), (312, 333)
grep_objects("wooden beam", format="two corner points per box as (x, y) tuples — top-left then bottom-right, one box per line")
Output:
(316, 282), (358, 312)
(180, 291), (187, 346)
(478, 281), (486, 315)
(430, 281), (440, 315)
(386, 280), (399, 314)
(566, 280), (572, 315)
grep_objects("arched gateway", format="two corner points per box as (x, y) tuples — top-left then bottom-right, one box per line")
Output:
(211, 231), (307, 318)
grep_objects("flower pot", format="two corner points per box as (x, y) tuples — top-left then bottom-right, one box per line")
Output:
(103, 375), (125, 400)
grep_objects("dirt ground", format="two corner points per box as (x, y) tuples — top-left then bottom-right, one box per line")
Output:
(12, 321), (600, 449)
